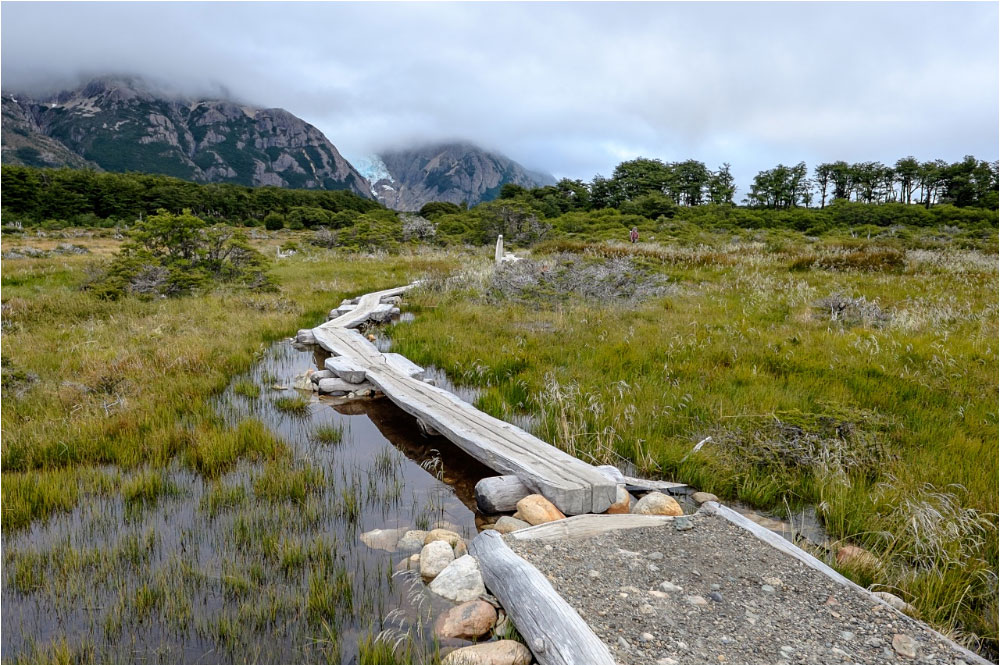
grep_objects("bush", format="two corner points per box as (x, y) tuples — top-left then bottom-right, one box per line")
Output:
(89, 210), (275, 299)
(263, 213), (285, 231)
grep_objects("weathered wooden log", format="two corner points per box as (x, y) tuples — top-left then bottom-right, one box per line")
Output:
(295, 329), (317, 344)
(475, 475), (532, 514)
(469, 530), (615, 665)
(596, 464), (689, 495)
(383, 353), (424, 379)
(368, 303), (395, 323)
(325, 357), (367, 384)
(318, 378), (375, 395)
(507, 514), (674, 542)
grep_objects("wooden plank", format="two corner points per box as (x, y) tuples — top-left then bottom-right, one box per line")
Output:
(469, 530), (615, 665)
(365, 365), (616, 515)
(596, 465), (689, 495)
(311, 282), (618, 515)
(475, 475), (532, 513)
(507, 514), (675, 542)
(700, 502), (990, 665)
(319, 284), (415, 329)
(383, 353), (424, 379)
(324, 357), (367, 383)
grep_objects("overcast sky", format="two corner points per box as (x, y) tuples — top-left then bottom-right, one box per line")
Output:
(2, 2), (997, 191)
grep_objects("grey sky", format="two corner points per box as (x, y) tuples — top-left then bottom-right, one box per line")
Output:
(2, 1), (997, 192)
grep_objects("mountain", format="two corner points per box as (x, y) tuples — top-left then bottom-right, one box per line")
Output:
(1, 76), (370, 196)
(361, 142), (556, 211)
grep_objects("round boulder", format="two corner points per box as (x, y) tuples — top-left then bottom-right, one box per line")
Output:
(420, 540), (455, 579)
(632, 492), (683, 516)
(433, 600), (498, 640)
(515, 494), (566, 525)
(424, 529), (463, 548)
(441, 640), (532, 665)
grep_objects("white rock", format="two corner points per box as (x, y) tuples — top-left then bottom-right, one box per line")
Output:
(659, 581), (683, 593)
(428, 555), (486, 603)
(420, 541), (455, 579)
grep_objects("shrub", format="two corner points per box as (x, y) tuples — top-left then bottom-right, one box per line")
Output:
(263, 213), (285, 231)
(89, 210), (275, 299)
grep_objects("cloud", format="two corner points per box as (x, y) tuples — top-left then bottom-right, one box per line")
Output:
(2, 1), (997, 191)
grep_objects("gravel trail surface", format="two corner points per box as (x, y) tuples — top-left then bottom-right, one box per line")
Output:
(506, 514), (980, 665)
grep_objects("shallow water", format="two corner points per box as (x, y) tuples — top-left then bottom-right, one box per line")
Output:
(2, 338), (493, 663)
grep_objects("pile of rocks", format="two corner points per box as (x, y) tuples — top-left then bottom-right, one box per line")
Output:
(360, 522), (532, 664)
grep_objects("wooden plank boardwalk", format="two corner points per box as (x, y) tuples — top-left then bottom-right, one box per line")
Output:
(311, 284), (619, 515)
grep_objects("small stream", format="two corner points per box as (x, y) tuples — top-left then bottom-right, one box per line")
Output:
(2, 334), (494, 663)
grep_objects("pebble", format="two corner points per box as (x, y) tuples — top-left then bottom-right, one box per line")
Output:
(892, 633), (918, 659)
(840, 631), (855, 641)
(648, 551), (664, 560)
(710, 583), (721, 591)
(648, 563), (660, 572)
(617, 637), (631, 649)
(588, 569), (601, 579)
(640, 632), (655, 643)
(657, 659), (679, 665)
(708, 592), (723, 603)
(660, 581), (683, 593)
(831, 647), (851, 659)
(761, 584), (776, 594)
(639, 604), (655, 615)
(684, 595), (709, 606)
(675, 516), (694, 531)
(543, 545), (553, 552)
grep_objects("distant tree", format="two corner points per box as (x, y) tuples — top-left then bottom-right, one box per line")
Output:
(419, 201), (462, 220)
(814, 163), (832, 208)
(498, 183), (528, 200)
(707, 163), (736, 205)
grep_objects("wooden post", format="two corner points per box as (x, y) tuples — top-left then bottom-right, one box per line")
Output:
(469, 530), (616, 665)
(495, 235), (504, 264)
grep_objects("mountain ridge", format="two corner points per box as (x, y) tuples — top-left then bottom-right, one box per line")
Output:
(1, 76), (371, 196)
(365, 142), (555, 211)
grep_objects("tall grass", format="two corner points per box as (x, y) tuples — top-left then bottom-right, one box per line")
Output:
(1, 245), (461, 529)
(390, 228), (998, 656)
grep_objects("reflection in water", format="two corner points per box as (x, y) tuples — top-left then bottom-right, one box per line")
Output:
(1, 340), (494, 663)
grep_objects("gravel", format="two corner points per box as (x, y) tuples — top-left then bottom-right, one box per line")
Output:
(506, 514), (981, 665)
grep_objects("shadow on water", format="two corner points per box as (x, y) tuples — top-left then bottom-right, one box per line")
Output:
(2, 336), (495, 664)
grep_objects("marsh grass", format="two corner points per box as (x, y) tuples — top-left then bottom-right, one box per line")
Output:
(311, 423), (345, 444)
(389, 227), (998, 655)
(2, 244), (460, 529)
(274, 394), (312, 415)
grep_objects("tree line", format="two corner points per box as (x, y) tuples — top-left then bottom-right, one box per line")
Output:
(495, 155), (996, 218)
(0, 166), (382, 227)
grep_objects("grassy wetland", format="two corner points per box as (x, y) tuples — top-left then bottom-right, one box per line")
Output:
(2, 217), (998, 661)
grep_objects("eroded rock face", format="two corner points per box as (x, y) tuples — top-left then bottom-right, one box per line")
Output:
(631, 492), (683, 516)
(515, 494), (566, 525)
(1, 76), (371, 195)
(433, 600), (498, 640)
(365, 143), (555, 211)
(441, 640), (532, 665)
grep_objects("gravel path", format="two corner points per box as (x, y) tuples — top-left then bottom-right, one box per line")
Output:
(506, 514), (980, 665)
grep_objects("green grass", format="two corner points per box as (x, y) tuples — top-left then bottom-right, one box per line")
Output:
(388, 229), (998, 655)
(273, 395), (311, 415)
(311, 423), (345, 444)
(1, 242), (459, 529)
